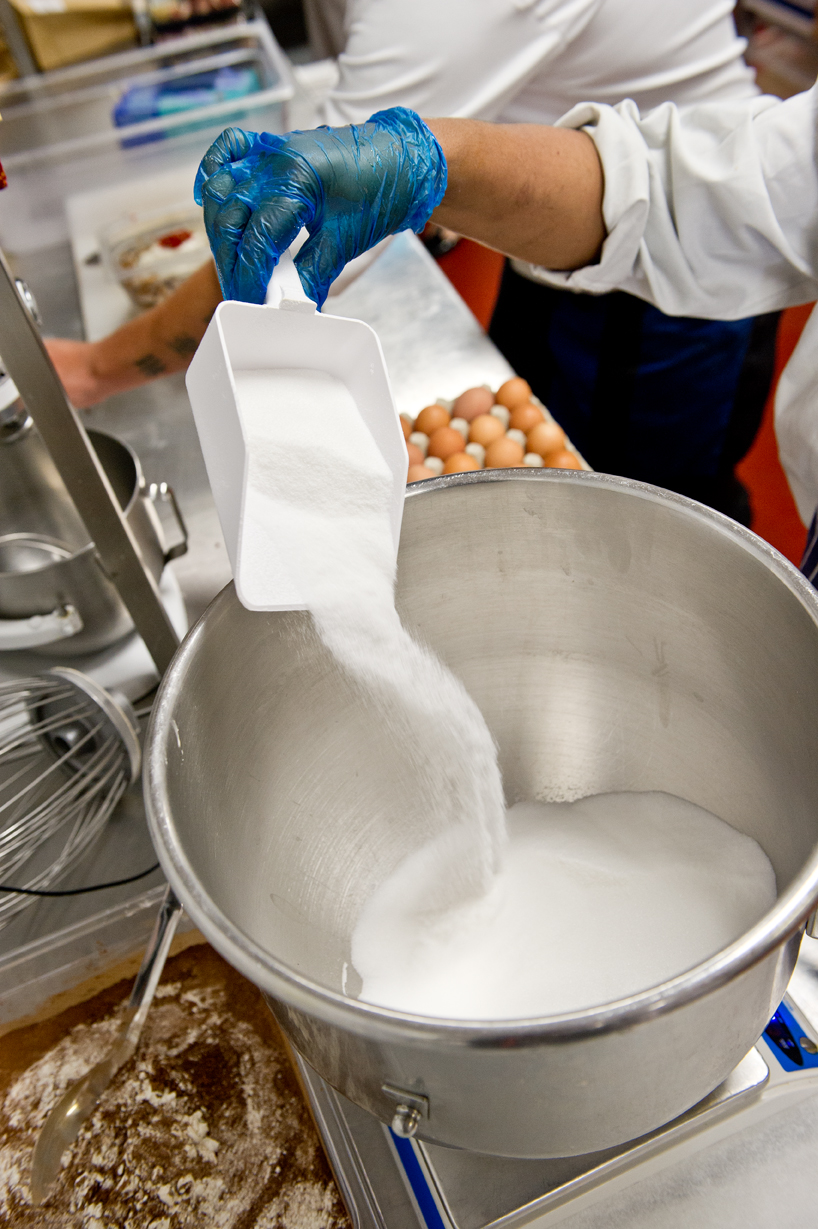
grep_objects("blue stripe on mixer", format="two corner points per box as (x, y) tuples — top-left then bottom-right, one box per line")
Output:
(801, 510), (818, 588)
(390, 1131), (448, 1229)
(763, 1001), (818, 1072)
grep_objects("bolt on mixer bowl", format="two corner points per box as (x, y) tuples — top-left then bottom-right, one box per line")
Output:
(146, 469), (818, 1158)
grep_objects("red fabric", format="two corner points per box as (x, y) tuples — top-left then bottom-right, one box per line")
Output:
(436, 238), (505, 331)
(737, 302), (814, 565)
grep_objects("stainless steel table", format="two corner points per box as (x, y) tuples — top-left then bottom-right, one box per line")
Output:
(0, 230), (512, 952)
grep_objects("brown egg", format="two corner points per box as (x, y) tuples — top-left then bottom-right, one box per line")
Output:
(495, 377), (532, 409)
(508, 402), (545, 434)
(468, 414), (505, 447)
(442, 451), (480, 474)
(452, 386), (494, 422)
(526, 420), (566, 459)
(544, 449), (583, 470)
(407, 463), (435, 483)
(415, 404), (451, 435)
(406, 442), (426, 468)
(484, 436), (525, 468)
(428, 426), (470, 461)
(400, 415), (413, 441)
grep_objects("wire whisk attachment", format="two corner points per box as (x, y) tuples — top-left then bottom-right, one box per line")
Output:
(0, 667), (141, 928)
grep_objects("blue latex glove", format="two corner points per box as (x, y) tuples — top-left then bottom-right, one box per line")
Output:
(194, 107), (447, 307)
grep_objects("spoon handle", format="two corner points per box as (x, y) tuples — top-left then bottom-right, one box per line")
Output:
(124, 885), (182, 1041)
(30, 885), (182, 1206)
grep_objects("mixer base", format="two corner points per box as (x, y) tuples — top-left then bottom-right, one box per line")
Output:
(296, 990), (818, 1229)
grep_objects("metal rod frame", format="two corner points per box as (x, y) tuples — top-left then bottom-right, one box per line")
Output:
(0, 248), (180, 674)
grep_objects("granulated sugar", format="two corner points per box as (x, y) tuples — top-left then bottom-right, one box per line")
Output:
(351, 792), (777, 1019)
(236, 368), (506, 910)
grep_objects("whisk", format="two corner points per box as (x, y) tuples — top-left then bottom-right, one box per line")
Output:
(0, 666), (141, 928)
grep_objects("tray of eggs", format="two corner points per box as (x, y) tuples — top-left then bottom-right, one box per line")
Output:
(402, 378), (588, 483)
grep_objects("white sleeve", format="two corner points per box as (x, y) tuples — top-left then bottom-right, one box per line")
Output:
(321, 0), (603, 126)
(775, 310), (818, 525)
(520, 86), (818, 321)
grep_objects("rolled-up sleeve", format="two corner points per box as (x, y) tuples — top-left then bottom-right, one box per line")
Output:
(519, 86), (818, 320)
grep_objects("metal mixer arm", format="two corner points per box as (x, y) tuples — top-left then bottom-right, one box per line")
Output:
(0, 252), (179, 675)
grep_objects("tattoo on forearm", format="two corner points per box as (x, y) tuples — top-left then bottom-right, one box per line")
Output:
(135, 354), (166, 377)
(169, 334), (198, 357)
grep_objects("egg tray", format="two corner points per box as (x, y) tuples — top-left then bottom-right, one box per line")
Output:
(401, 382), (590, 485)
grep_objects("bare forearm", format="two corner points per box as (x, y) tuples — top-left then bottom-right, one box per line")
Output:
(93, 259), (222, 388)
(46, 260), (222, 408)
(426, 119), (605, 270)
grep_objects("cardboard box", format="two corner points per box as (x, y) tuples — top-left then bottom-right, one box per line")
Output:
(8, 0), (136, 71)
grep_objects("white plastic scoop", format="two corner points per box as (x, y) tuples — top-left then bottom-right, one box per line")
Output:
(185, 249), (407, 611)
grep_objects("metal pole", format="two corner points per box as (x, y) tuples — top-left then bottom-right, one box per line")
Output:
(0, 249), (180, 675)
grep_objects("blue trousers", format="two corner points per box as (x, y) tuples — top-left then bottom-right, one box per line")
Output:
(489, 264), (780, 525)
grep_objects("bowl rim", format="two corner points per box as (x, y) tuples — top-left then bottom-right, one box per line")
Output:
(145, 468), (818, 1046)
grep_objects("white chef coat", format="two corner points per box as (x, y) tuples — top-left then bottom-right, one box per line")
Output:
(321, 0), (757, 128)
(520, 85), (818, 523)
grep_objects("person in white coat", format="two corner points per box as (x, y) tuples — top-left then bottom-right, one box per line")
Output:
(315, 0), (757, 126)
(196, 77), (818, 569)
(301, 0), (773, 524)
(423, 87), (818, 548)
(51, 1), (774, 526)
(513, 81), (818, 572)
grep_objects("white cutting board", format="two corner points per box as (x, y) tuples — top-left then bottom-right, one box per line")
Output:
(66, 162), (202, 342)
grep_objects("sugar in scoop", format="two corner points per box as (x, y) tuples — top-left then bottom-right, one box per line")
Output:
(236, 367), (507, 915)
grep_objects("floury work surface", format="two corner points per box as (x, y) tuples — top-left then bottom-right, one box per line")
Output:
(296, 959), (818, 1229)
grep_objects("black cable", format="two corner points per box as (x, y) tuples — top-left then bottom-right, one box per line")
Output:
(0, 862), (161, 897)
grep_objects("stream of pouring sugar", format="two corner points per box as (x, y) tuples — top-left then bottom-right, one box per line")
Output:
(236, 368), (507, 921)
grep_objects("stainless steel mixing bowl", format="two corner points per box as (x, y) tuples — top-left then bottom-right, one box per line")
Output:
(146, 471), (818, 1157)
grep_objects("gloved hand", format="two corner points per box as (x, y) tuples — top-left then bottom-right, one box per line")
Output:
(194, 107), (447, 308)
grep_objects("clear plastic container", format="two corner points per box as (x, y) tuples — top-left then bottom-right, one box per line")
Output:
(0, 886), (198, 1032)
(101, 202), (209, 308)
(0, 20), (293, 253)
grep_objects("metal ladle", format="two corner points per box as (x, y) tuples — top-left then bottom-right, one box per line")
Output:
(29, 885), (182, 1205)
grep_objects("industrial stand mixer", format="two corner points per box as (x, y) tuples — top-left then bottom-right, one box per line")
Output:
(0, 248), (186, 913)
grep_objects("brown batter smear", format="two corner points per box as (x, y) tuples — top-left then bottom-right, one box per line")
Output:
(0, 942), (353, 1228)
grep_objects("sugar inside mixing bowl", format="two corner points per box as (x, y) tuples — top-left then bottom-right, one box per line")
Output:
(147, 470), (818, 1156)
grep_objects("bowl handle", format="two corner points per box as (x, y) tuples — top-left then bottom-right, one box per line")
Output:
(0, 604), (83, 650)
(148, 481), (189, 562)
